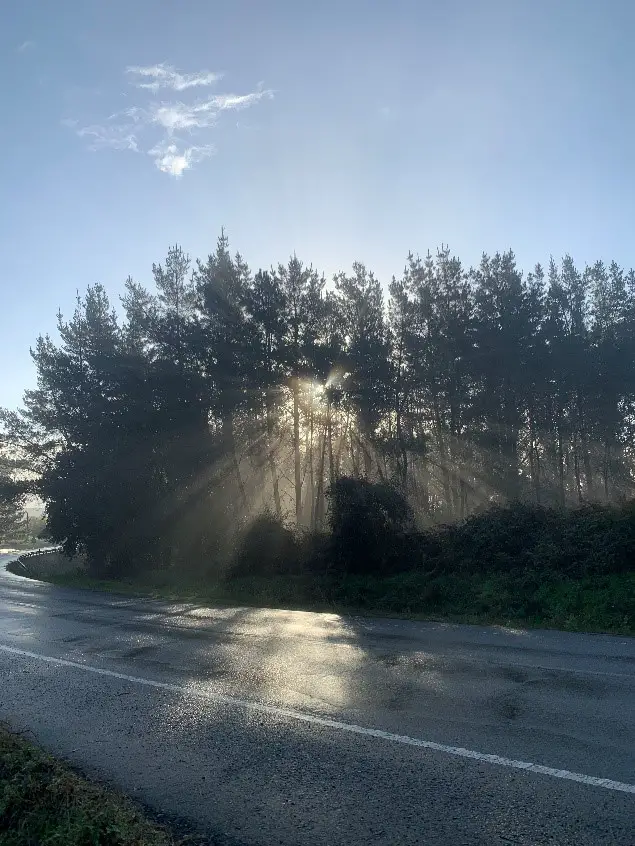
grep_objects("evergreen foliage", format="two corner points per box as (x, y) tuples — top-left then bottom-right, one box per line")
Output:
(3, 235), (635, 579)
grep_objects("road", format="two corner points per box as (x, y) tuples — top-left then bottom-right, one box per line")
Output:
(0, 554), (633, 845)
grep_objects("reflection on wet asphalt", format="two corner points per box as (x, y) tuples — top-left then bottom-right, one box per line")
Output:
(0, 555), (633, 845)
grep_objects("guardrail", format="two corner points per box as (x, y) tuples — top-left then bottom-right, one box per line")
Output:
(19, 547), (63, 560)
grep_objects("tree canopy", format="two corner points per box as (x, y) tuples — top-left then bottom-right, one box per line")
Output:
(3, 235), (635, 574)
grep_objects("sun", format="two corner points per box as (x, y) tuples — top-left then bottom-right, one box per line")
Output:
(298, 379), (325, 399)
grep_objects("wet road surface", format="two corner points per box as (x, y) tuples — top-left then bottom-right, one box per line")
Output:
(0, 554), (633, 844)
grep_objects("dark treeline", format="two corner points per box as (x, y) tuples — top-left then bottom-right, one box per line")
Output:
(3, 233), (635, 575)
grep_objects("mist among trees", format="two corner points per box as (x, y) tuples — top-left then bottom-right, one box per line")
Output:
(2, 233), (635, 575)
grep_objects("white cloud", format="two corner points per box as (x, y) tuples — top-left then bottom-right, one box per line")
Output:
(68, 63), (273, 177)
(126, 64), (223, 92)
(151, 101), (216, 133)
(76, 123), (138, 152)
(146, 90), (273, 134)
(17, 40), (35, 53)
(211, 90), (274, 111)
(148, 141), (215, 176)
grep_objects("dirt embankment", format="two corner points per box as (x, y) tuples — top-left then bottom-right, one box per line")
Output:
(8, 549), (86, 578)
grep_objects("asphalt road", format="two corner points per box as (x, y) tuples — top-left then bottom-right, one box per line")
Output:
(0, 554), (633, 845)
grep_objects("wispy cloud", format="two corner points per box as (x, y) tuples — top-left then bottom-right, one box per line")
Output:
(77, 124), (139, 152)
(17, 40), (35, 53)
(126, 64), (223, 92)
(68, 64), (273, 176)
(62, 116), (139, 152)
(213, 90), (274, 111)
(151, 101), (217, 133)
(148, 141), (215, 177)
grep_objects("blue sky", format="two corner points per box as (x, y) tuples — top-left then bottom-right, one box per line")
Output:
(1, 0), (635, 409)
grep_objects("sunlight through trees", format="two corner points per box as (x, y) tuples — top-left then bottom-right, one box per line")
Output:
(2, 234), (635, 573)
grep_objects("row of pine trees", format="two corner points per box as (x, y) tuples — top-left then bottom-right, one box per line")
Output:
(3, 233), (634, 571)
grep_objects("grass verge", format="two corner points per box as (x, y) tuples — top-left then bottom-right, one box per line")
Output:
(37, 568), (635, 636)
(0, 725), (208, 845)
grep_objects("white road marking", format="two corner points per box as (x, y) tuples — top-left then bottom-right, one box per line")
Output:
(1, 642), (634, 795)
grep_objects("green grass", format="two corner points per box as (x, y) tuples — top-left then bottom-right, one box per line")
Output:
(41, 568), (635, 635)
(16, 499), (635, 636)
(0, 725), (207, 845)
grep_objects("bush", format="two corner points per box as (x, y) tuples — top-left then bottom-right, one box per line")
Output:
(228, 493), (635, 587)
(545, 502), (635, 576)
(429, 500), (635, 579)
(44, 482), (635, 634)
(0, 725), (184, 846)
(433, 502), (556, 574)
(326, 476), (415, 575)
(230, 511), (300, 577)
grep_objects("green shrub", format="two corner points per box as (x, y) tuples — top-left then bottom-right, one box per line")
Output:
(231, 511), (300, 577)
(0, 725), (183, 846)
(327, 476), (415, 575)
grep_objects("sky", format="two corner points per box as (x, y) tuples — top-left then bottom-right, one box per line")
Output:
(1, 0), (635, 409)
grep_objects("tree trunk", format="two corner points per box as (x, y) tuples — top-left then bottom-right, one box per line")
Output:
(349, 436), (358, 478)
(308, 390), (315, 521)
(556, 422), (565, 508)
(459, 478), (467, 519)
(574, 389), (593, 499)
(293, 377), (302, 523)
(573, 431), (583, 503)
(265, 391), (281, 517)
(357, 433), (375, 482)
(528, 407), (541, 505)
(313, 424), (328, 529)
(335, 416), (349, 477)
(327, 397), (335, 487)
(223, 415), (247, 512)
(582, 434), (593, 500)
(603, 438), (611, 501)
(395, 407), (408, 489)
(362, 436), (372, 478)
(433, 400), (451, 511)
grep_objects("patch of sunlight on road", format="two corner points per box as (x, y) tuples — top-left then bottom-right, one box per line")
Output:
(169, 605), (360, 643)
(156, 607), (452, 744)
(161, 609), (369, 734)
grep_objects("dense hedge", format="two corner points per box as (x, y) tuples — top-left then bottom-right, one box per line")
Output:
(33, 478), (634, 634)
(230, 480), (635, 582)
(219, 479), (635, 632)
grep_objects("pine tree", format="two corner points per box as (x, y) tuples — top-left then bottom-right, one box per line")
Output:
(334, 262), (390, 480)
(194, 232), (250, 513)
(4, 233), (635, 575)
(275, 256), (325, 523)
(244, 269), (287, 515)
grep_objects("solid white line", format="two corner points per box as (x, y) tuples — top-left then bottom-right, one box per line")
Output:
(1, 643), (633, 795)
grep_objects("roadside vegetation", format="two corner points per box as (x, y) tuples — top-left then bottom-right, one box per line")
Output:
(2, 235), (635, 634)
(34, 482), (635, 635)
(0, 725), (209, 845)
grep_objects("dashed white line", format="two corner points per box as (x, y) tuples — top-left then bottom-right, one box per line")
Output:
(1, 642), (633, 795)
